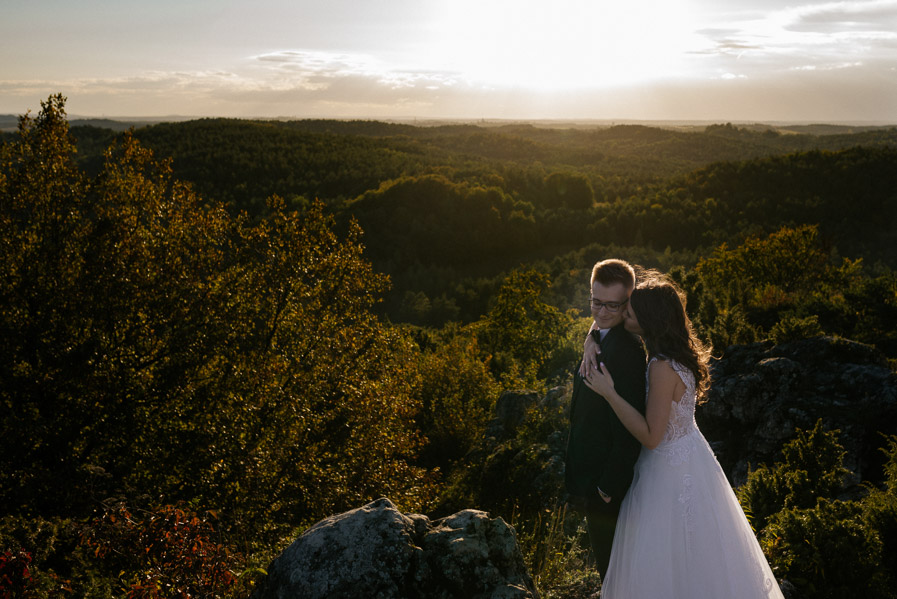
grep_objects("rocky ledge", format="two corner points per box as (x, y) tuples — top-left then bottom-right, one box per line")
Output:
(252, 497), (538, 599)
(699, 335), (897, 486)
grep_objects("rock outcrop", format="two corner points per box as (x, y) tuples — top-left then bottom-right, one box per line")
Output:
(253, 497), (538, 599)
(698, 336), (897, 486)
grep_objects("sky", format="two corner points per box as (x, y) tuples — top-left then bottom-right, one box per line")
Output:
(2, 0), (896, 123)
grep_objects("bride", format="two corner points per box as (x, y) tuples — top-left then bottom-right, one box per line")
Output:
(583, 272), (784, 598)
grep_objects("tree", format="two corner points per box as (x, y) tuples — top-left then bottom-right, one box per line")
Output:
(478, 269), (577, 388)
(543, 172), (594, 210)
(0, 96), (433, 541)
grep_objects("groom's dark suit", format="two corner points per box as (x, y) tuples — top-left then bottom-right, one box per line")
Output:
(565, 322), (646, 577)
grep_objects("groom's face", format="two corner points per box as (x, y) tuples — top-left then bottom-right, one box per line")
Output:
(590, 281), (631, 330)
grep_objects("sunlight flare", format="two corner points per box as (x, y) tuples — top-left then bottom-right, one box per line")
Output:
(428, 0), (707, 90)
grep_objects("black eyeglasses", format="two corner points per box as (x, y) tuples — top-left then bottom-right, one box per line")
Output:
(589, 296), (628, 313)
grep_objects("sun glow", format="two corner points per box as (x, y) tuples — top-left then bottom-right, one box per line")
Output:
(427, 0), (706, 91)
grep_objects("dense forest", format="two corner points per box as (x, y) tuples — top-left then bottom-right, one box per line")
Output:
(2, 95), (896, 598)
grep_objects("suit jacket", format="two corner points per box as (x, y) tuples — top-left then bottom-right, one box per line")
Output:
(565, 323), (647, 502)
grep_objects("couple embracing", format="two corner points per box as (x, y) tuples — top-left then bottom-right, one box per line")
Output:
(565, 259), (784, 598)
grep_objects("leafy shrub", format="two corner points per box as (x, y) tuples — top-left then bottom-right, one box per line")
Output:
(478, 269), (578, 389)
(862, 435), (897, 592)
(0, 95), (434, 537)
(414, 331), (502, 471)
(738, 419), (848, 534)
(80, 503), (243, 599)
(0, 549), (38, 598)
(769, 314), (824, 343)
(0, 516), (77, 598)
(705, 305), (758, 350)
(762, 499), (887, 599)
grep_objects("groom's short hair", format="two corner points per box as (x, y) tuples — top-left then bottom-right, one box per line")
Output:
(591, 259), (636, 290)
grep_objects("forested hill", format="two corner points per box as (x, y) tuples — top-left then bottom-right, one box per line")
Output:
(4, 97), (897, 599)
(61, 118), (897, 209)
(48, 117), (897, 324)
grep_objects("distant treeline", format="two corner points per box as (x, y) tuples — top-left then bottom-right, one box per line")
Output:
(50, 116), (897, 325)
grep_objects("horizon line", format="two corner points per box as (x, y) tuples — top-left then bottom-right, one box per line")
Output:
(2, 112), (896, 129)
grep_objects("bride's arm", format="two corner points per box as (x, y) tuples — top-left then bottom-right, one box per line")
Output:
(578, 321), (600, 376)
(585, 360), (680, 450)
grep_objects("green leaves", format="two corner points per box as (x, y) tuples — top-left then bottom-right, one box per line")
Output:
(0, 97), (432, 538)
(737, 421), (897, 598)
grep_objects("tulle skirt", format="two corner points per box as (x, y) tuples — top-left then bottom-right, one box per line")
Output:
(600, 429), (784, 599)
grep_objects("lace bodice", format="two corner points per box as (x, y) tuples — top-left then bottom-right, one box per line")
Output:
(648, 357), (698, 462)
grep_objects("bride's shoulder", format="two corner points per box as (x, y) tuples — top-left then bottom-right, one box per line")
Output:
(649, 356), (694, 388)
(647, 356), (677, 378)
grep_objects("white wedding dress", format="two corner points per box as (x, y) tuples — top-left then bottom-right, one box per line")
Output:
(600, 358), (784, 599)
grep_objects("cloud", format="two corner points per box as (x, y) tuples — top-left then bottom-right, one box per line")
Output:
(0, 46), (481, 118)
(691, 0), (897, 78)
(1, 37), (895, 122)
(249, 50), (462, 91)
(782, 0), (897, 33)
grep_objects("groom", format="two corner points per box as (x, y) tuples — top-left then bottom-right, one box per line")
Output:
(565, 259), (646, 578)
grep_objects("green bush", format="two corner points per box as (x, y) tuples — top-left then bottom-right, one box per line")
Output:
(738, 419), (848, 534)
(738, 425), (897, 599)
(769, 314), (824, 344)
(862, 435), (897, 591)
(762, 499), (887, 599)
(706, 305), (759, 350)
(414, 331), (502, 471)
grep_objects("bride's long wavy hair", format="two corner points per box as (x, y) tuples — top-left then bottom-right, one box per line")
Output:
(629, 271), (712, 401)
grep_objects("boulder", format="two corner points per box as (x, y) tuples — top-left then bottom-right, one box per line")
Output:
(698, 336), (897, 487)
(253, 497), (538, 599)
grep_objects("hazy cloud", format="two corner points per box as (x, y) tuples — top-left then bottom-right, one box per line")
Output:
(782, 0), (897, 33)
(250, 50), (461, 91)
(692, 0), (897, 78)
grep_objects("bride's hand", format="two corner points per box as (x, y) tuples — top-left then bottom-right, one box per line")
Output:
(584, 363), (615, 397)
(578, 331), (601, 377)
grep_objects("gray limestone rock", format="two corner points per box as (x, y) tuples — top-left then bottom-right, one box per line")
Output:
(253, 497), (538, 599)
(698, 336), (897, 487)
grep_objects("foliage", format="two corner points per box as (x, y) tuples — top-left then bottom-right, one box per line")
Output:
(542, 172), (594, 210)
(769, 314), (824, 344)
(1, 96), (437, 593)
(413, 329), (502, 471)
(0, 549), (38, 599)
(80, 503), (243, 599)
(704, 305), (759, 350)
(66, 116), (897, 331)
(0, 515), (79, 598)
(690, 224), (897, 355)
(737, 419), (849, 535)
(346, 173), (537, 270)
(735, 424), (897, 598)
(477, 269), (579, 388)
(862, 435), (897, 592)
(696, 224), (859, 306)
(514, 505), (595, 599)
(763, 499), (887, 599)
